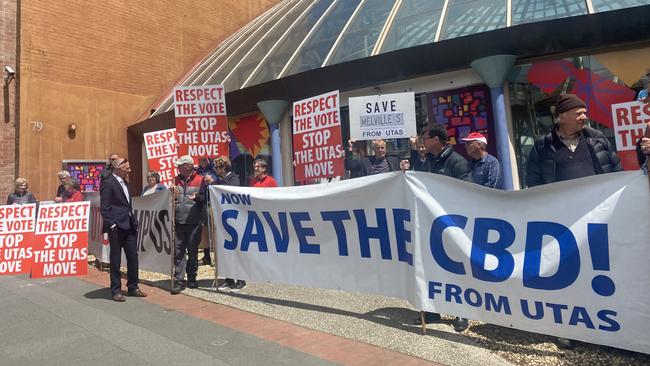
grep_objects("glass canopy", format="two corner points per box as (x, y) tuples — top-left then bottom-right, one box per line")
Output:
(152, 0), (649, 115)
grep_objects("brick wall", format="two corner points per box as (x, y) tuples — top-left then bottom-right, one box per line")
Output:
(0, 0), (17, 201)
(18, 0), (280, 199)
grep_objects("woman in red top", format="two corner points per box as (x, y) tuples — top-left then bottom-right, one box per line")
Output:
(63, 179), (84, 202)
(250, 158), (278, 187)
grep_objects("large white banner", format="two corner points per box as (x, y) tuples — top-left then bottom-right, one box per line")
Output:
(88, 190), (172, 274)
(209, 171), (650, 354)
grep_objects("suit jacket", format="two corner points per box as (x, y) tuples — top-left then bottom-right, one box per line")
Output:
(100, 174), (138, 233)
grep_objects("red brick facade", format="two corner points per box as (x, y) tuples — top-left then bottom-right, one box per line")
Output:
(0, 0), (17, 200)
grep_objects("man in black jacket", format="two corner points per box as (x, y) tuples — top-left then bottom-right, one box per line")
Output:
(406, 124), (472, 331)
(406, 124), (472, 182)
(100, 158), (146, 302)
(344, 139), (406, 177)
(526, 94), (622, 349)
(526, 94), (622, 188)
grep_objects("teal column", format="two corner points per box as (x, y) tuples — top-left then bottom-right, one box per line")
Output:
(470, 55), (517, 190)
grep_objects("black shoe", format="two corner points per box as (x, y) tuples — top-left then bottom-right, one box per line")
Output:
(187, 280), (198, 289)
(171, 283), (185, 295)
(218, 279), (235, 291)
(556, 337), (575, 349)
(453, 317), (469, 332)
(414, 312), (441, 325)
(200, 257), (212, 266)
(127, 288), (148, 297)
(230, 280), (246, 292)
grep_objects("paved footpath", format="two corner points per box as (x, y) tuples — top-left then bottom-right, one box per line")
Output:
(0, 272), (437, 366)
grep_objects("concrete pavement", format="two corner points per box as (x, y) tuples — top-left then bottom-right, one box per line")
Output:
(0, 274), (436, 365)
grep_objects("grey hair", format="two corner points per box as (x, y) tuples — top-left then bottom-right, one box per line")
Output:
(57, 170), (71, 179)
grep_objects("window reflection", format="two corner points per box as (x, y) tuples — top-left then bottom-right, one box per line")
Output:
(248, 0), (334, 86)
(591, 0), (650, 12)
(327, 0), (395, 65)
(382, 0), (445, 53)
(284, 0), (361, 77)
(511, 0), (587, 25)
(440, 0), (506, 40)
(223, 0), (313, 92)
(205, 0), (296, 89)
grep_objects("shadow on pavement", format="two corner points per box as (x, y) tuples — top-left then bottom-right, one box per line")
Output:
(84, 287), (113, 301)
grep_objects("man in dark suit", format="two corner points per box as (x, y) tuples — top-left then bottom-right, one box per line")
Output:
(100, 158), (147, 302)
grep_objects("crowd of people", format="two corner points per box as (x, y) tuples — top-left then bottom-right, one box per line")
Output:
(4, 93), (650, 348)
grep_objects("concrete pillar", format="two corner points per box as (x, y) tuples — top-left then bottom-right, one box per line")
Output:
(470, 55), (517, 190)
(257, 100), (289, 186)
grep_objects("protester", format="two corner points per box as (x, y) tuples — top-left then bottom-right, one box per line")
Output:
(54, 170), (71, 202)
(141, 171), (166, 196)
(403, 124), (471, 331)
(171, 155), (205, 294)
(526, 94), (623, 349)
(202, 156), (246, 291)
(406, 124), (472, 182)
(100, 153), (120, 181)
(526, 94), (621, 188)
(100, 158), (146, 302)
(460, 132), (502, 189)
(63, 179), (84, 202)
(6, 178), (37, 205)
(345, 139), (404, 176)
(197, 156), (219, 182)
(250, 157), (278, 187)
(196, 157), (219, 266)
(409, 136), (431, 172)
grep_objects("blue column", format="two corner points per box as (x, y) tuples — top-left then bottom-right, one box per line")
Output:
(269, 123), (283, 186)
(490, 86), (513, 190)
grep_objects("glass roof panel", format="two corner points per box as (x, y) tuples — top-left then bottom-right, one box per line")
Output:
(327, 0), (395, 65)
(512, 0), (588, 25)
(440, 0), (506, 40)
(247, 0), (335, 87)
(223, 0), (314, 92)
(381, 0), (445, 53)
(283, 0), (361, 77)
(591, 0), (650, 12)
(203, 0), (296, 88)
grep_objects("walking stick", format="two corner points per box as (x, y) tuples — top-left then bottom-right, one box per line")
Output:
(206, 187), (218, 290)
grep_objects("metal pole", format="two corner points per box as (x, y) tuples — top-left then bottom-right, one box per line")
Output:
(170, 188), (176, 294)
(206, 186), (218, 290)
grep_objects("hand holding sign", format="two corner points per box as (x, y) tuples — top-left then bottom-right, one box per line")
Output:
(642, 122), (650, 155)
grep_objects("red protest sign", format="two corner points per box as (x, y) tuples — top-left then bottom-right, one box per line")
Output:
(144, 128), (179, 187)
(32, 202), (90, 278)
(292, 90), (344, 182)
(174, 85), (229, 162)
(0, 204), (36, 275)
(611, 101), (650, 170)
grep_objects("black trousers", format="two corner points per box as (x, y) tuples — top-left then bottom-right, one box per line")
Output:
(108, 227), (139, 295)
(174, 224), (201, 283)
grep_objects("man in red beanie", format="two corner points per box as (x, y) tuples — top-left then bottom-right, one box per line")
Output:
(526, 93), (621, 188)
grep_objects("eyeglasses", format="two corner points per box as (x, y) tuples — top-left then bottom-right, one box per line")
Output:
(117, 159), (129, 167)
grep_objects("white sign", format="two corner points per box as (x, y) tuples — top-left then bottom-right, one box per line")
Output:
(611, 100), (650, 151)
(88, 190), (172, 274)
(210, 171), (650, 354)
(348, 92), (416, 140)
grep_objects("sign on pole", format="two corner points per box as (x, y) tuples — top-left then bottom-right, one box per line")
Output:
(293, 90), (344, 181)
(348, 91), (416, 140)
(0, 204), (36, 275)
(32, 202), (90, 278)
(174, 85), (229, 162)
(144, 128), (179, 187)
(611, 100), (650, 170)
